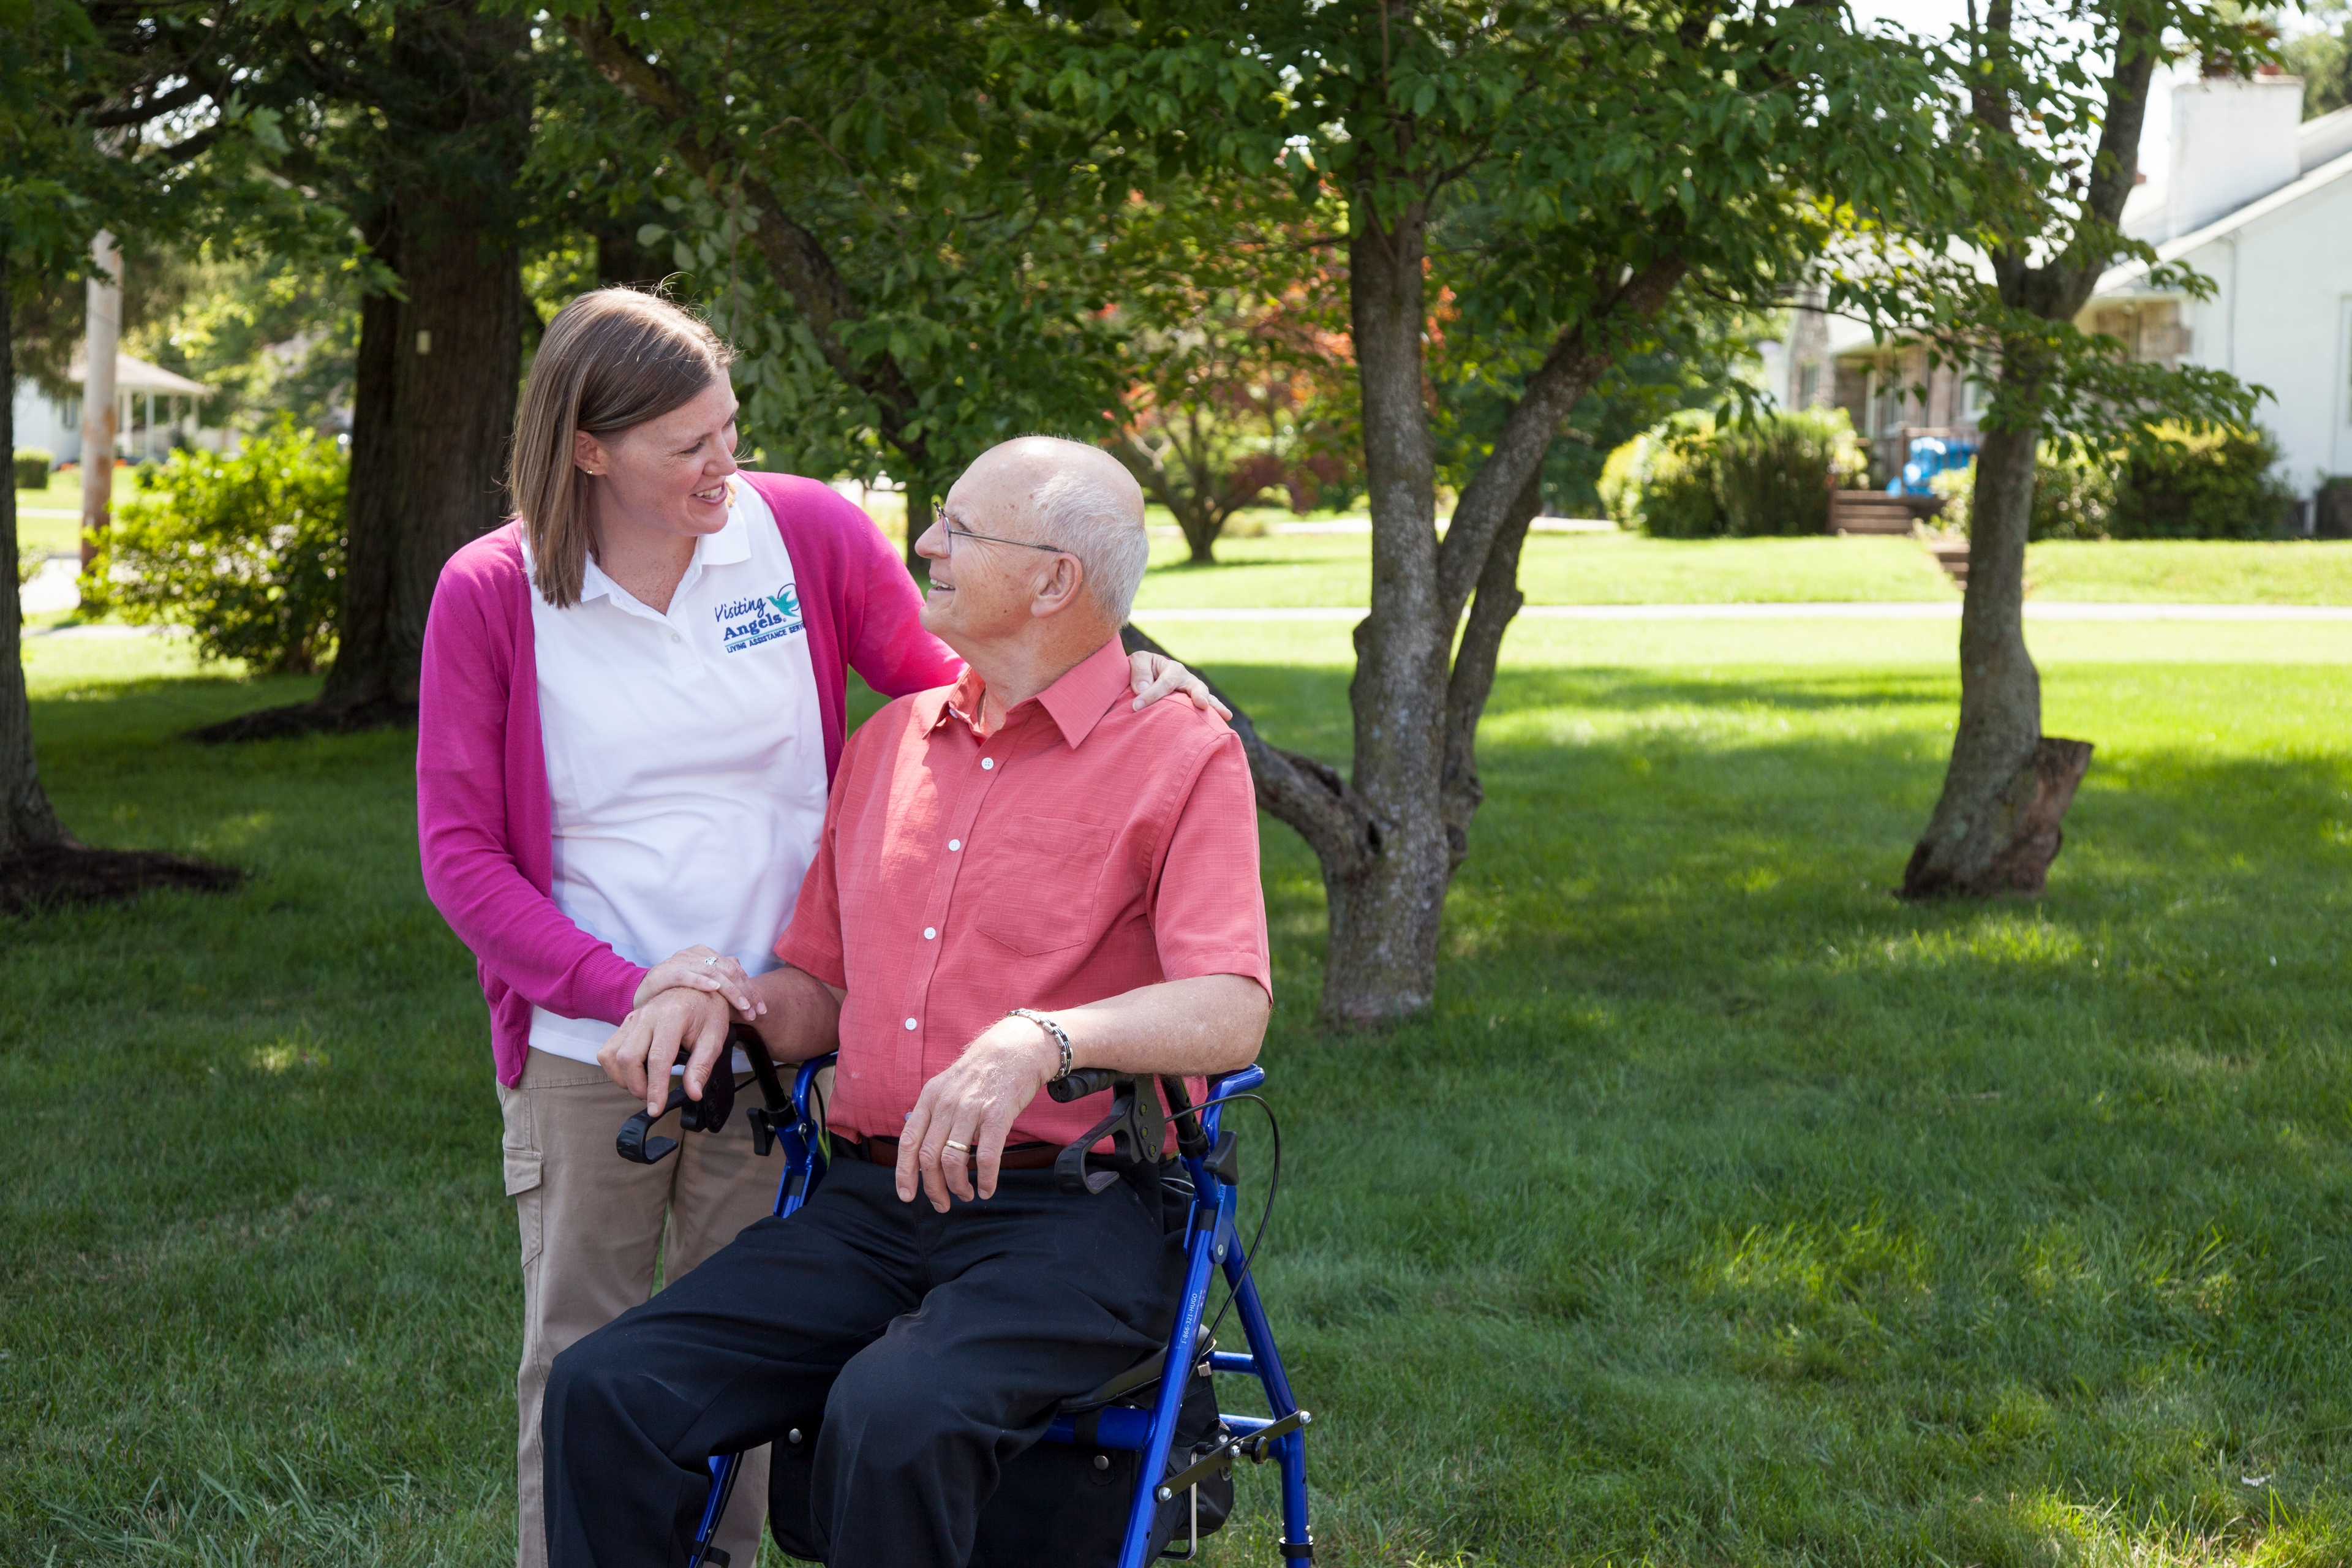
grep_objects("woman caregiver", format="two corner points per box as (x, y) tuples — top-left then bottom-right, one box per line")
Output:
(415, 287), (1224, 1568)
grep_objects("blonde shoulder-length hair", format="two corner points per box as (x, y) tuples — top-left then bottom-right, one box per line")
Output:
(509, 287), (733, 608)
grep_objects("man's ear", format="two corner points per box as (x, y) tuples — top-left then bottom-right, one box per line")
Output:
(1030, 552), (1086, 619)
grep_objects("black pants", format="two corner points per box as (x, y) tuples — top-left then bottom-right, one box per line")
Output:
(542, 1154), (1183, 1568)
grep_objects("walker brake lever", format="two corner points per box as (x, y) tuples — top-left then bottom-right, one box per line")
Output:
(616, 1060), (739, 1165)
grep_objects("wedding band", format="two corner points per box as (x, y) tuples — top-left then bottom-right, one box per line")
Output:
(944, 1140), (974, 1155)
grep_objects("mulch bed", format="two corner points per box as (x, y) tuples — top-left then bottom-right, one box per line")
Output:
(0, 844), (247, 916)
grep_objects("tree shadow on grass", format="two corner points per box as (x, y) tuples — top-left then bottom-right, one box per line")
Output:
(1245, 717), (2352, 1564)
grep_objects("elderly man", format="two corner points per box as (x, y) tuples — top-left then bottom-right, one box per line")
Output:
(540, 436), (1272, 1567)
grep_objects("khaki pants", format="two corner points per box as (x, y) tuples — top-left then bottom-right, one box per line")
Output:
(499, 1049), (778, 1568)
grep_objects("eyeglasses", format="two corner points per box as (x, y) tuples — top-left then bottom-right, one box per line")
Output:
(940, 518), (1068, 557)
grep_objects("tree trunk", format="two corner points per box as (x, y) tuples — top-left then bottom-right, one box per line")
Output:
(200, 1), (529, 741)
(1901, 420), (2092, 896)
(1166, 237), (1663, 1024)
(77, 230), (119, 575)
(1440, 475), (1540, 869)
(313, 213), (404, 720)
(2, 251), (72, 855)
(903, 481), (933, 586)
(1178, 500), (1219, 565)
(1316, 209), (1453, 1025)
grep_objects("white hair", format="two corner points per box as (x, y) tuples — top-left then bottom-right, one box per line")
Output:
(1026, 444), (1149, 624)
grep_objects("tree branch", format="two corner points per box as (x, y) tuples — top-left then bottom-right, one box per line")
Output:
(1440, 470), (1538, 870)
(1434, 252), (1684, 622)
(565, 6), (927, 466)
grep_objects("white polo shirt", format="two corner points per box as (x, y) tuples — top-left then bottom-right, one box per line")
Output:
(524, 481), (829, 1065)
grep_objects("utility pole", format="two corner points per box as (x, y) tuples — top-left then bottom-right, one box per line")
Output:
(78, 230), (121, 575)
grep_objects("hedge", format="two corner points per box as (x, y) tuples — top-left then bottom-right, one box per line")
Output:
(99, 423), (347, 673)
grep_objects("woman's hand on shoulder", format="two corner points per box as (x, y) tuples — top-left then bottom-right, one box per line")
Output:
(599, 986), (734, 1117)
(636, 945), (764, 1020)
(1127, 650), (1232, 720)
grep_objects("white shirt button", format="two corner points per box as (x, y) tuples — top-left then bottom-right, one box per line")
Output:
(981, 757), (995, 771)
(903, 1017), (918, 1030)
(669, 632), (682, 644)
(923, 927), (937, 940)
(948, 839), (961, 851)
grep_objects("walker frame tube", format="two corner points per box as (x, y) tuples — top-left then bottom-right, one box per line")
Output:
(682, 1057), (1313, 1567)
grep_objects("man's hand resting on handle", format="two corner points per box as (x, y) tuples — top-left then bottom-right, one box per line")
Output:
(896, 971), (1269, 1212)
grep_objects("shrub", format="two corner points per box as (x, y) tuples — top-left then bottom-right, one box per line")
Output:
(1716, 409), (1869, 537)
(1596, 435), (1648, 529)
(1639, 417), (1725, 538)
(1930, 444), (2117, 540)
(15, 449), (52, 489)
(2109, 423), (2294, 540)
(104, 423), (347, 673)
(1622, 409), (1868, 538)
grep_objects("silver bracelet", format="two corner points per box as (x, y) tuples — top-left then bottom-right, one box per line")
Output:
(1008, 1008), (1071, 1080)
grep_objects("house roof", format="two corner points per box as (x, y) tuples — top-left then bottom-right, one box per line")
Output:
(67, 352), (211, 397)
(2097, 143), (2352, 299)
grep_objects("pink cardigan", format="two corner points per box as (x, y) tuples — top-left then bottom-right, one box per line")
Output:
(416, 472), (964, 1087)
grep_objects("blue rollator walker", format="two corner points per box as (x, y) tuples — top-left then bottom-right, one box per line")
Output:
(615, 1025), (1316, 1566)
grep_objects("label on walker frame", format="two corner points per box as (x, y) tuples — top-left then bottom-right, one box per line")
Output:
(716, 582), (805, 654)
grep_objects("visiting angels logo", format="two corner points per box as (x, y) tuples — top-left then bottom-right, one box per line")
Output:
(715, 582), (804, 654)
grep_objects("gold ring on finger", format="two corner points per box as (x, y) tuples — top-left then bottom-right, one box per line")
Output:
(944, 1140), (974, 1155)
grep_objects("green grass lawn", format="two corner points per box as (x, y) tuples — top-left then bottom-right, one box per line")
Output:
(7, 616), (2352, 1567)
(1136, 529), (2352, 608)
(2027, 540), (2352, 605)
(15, 468), (87, 556)
(1137, 532), (1959, 608)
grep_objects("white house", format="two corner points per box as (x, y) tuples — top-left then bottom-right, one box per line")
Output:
(11, 351), (216, 469)
(1784, 71), (2352, 521)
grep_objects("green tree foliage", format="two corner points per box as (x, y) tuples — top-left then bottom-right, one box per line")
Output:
(2280, 4), (2351, 117)
(2, 0), (325, 852)
(118, 250), (361, 436)
(104, 423), (346, 673)
(554, 1), (1155, 526)
(1049, 0), (1950, 1019)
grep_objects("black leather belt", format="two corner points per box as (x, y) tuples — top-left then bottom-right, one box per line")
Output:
(832, 1134), (1062, 1172)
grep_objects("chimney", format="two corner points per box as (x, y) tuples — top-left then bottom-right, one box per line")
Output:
(2167, 75), (2305, 239)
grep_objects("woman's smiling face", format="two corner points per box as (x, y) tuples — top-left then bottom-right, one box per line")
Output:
(576, 378), (741, 543)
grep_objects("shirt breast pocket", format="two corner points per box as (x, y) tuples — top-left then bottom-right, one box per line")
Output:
(968, 816), (1121, 957)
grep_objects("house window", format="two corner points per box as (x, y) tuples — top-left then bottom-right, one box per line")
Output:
(1866, 365), (1901, 435)
(1962, 353), (1994, 419)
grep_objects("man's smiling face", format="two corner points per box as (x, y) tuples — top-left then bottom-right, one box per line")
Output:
(914, 451), (1065, 649)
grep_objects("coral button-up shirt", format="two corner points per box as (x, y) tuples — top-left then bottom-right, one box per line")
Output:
(774, 636), (1272, 1148)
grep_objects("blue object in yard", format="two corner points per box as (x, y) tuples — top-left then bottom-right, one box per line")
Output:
(1897, 436), (1978, 496)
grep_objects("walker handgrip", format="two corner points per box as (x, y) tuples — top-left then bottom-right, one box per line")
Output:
(1049, 1067), (1128, 1103)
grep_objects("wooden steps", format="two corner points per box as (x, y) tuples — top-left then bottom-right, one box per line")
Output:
(1829, 490), (1943, 537)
